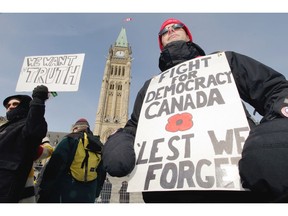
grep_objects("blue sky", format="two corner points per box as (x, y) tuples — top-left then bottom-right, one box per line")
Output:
(1, 10), (288, 133)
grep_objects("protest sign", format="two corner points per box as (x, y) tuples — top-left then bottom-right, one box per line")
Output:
(127, 52), (249, 192)
(16, 53), (85, 92)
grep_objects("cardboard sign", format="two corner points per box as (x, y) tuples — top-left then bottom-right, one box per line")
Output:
(127, 52), (249, 192)
(16, 53), (85, 92)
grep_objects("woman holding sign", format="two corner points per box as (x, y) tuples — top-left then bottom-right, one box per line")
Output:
(103, 18), (288, 203)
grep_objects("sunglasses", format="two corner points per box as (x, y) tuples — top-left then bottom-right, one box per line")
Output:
(158, 23), (184, 36)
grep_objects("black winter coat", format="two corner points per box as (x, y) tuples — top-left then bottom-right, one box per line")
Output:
(37, 130), (106, 203)
(103, 41), (288, 202)
(0, 98), (47, 202)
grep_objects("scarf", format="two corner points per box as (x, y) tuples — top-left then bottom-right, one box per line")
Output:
(158, 40), (205, 72)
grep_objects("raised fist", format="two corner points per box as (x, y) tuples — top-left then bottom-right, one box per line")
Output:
(32, 85), (49, 101)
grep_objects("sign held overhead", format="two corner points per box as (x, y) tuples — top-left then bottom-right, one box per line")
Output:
(16, 53), (85, 92)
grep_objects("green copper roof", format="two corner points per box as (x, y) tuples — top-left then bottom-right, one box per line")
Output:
(115, 27), (128, 47)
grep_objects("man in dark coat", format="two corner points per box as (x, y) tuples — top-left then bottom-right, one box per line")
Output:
(38, 118), (106, 203)
(0, 85), (49, 202)
(103, 18), (288, 203)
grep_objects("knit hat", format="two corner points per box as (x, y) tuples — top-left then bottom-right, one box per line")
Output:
(158, 18), (193, 51)
(72, 118), (90, 131)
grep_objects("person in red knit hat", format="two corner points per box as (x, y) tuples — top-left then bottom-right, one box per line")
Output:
(103, 18), (288, 203)
(158, 18), (193, 51)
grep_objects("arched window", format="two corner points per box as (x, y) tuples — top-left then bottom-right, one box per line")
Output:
(110, 83), (114, 90)
(118, 66), (121, 76)
(122, 66), (125, 76)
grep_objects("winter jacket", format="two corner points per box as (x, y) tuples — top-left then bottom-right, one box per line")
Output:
(19, 142), (54, 203)
(0, 96), (47, 203)
(103, 41), (288, 202)
(38, 129), (106, 203)
(239, 117), (288, 202)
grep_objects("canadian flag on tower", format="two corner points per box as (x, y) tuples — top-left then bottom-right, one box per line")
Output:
(124, 17), (132, 22)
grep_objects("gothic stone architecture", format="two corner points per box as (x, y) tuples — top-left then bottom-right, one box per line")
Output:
(93, 27), (144, 203)
(93, 27), (131, 143)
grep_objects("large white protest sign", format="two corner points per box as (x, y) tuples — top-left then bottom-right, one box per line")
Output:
(16, 53), (85, 92)
(127, 52), (250, 192)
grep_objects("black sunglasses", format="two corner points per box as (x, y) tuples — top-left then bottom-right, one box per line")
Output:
(158, 23), (184, 36)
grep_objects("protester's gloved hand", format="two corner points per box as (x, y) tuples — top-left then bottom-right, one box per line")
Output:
(32, 85), (49, 101)
(103, 128), (136, 177)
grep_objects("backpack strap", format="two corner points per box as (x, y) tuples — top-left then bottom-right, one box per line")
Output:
(80, 137), (87, 168)
(66, 132), (85, 177)
(81, 140), (89, 182)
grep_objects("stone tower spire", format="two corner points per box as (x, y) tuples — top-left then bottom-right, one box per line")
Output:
(93, 27), (132, 143)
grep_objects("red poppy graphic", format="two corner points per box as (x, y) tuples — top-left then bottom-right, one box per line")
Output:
(165, 112), (193, 132)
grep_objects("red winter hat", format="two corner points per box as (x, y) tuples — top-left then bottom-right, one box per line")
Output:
(158, 18), (193, 51)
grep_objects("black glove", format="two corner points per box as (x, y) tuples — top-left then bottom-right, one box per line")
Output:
(32, 85), (49, 101)
(102, 129), (136, 177)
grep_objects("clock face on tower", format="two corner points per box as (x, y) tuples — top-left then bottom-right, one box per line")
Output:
(115, 50), (125, 58)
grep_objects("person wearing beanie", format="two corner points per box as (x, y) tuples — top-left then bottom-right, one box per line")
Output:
(0, 85), (49, 202)
(103, 17), (288, 203)
(37, 118), (106, 203)
(71, 118), (90, 132)
(158, 18), (193, 51)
